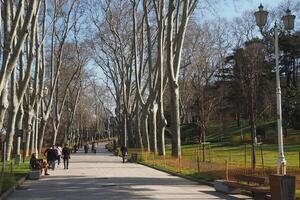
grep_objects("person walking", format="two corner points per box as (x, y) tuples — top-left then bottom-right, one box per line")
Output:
(73, 144), (78, 153)
(62, 144), (71, 169)
(84, 143), (89, 153)
(56, 144), (62, 167)
(44, 145), (58, 170)
(120, 145), (128, 163)
(92, 142), (96, 153)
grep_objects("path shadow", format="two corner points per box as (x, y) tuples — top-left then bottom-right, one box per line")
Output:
(9, 176), (246, 200)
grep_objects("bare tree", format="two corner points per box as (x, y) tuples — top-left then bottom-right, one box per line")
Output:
(166, 0), (198, 157)
(0, 0), (40, 132)
(38, 0), (78, 153)
(5, 2), (40, 160)
(89, 1), (137, 147)
(227, 40), (271, 169)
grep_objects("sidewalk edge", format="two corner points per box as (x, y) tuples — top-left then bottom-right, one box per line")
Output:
(137, 161), (214, 187)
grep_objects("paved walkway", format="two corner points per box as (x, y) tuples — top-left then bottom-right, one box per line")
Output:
(8, 144), (251, 200)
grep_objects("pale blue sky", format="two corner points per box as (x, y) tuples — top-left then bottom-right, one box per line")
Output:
(205, 0), (284, 19)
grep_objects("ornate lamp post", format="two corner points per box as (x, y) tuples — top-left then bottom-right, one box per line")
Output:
(254, 4), (296, 175)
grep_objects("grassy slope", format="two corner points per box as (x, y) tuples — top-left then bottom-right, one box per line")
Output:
(177, 143), (300, 167)
(0, 159), (30, 194)
(138, 119), (300, 198)
(179, 119), (300, 167)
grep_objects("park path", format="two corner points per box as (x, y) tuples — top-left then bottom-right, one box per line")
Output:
(8, 144), (251, 200)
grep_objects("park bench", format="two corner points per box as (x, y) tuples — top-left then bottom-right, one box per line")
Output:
(224, 174), (270, 200)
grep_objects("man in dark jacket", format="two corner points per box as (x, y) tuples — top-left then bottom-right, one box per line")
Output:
(120, 145), (128, 163)
(62, 144), (71, 169)
(44, 145), (58, 170)
(84, 143), (89, 153)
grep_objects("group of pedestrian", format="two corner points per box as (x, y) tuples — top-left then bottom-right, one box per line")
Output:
(84, 142), (97, 153)
(30, 144), (71, 175)
(30, 140), (128, 176)
(44, 144), (59, 170)
(44, 144), (71, 170)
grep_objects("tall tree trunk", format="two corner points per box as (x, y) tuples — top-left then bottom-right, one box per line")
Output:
(141, 109), (150, 152)
(16, 104), (24, 156)
(155, 0), (166, 156)
(0, 88), (9, 131)
(135, 99), (143, 150)
(38, 119), (47, 154)
(30, 117), (37, 155)
(6, 108), (18, 160)
(123, 112), (127, 146)
(53, 126), (58, 146)
(157, 100), (167, 155)
(170, 82), (181, 157)
(66, 86), (81, 143)
(166, 0), (196, 157)
(149, 102), (158, 154)
(167, 0), (179, 157)
(25, 110), (34, 156)
(127, 118), (134, 148)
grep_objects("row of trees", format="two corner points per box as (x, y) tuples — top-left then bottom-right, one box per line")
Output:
(1, 1), (299, 170)
(89, 0), (300, 169)
(89, 0), (198, 157)
(0, 0), (96, 161)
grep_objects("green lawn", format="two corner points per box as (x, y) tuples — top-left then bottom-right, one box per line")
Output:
(179, 119), (300, 167)
(176, 143), (300, 168)
(129, 119), (300, 198)
(0, 159), (30, 194)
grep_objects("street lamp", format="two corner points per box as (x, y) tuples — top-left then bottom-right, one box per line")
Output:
(254, 4), (296, 175)
(254, 4), (268, 30)
(282, 9), (296, 31)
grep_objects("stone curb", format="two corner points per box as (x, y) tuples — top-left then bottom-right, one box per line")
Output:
(0, 175), (27, 200)
(137, 161), (214, 187)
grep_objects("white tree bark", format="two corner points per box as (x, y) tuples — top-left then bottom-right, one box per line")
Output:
(154, 0), (167, 156)
(5, 6), (39, 160)
(38, 0), (77, 152)
(0, 0), (38, 131)
(166, 0), (197, 157)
